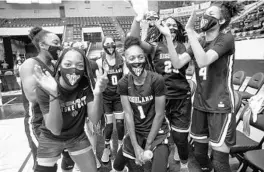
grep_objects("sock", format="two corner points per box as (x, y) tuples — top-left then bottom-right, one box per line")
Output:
(193, 142), (213, 171)
(212, 150), (231, 172)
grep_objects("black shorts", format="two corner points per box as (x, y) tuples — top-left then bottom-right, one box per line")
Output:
(190, 108), (236, 147)
(122, 133), (169, 159)
(103, 97), (123, 114)
(165, 96), (192, 132)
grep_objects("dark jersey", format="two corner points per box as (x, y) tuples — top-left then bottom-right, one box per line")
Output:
(102, 52), (124, 100)
(118, 71), (170, 137)
(37, 81), (94, 141)
(187, 32), (235, 113)
(21, 57), (55, 132)
(152, 42), (190, 99)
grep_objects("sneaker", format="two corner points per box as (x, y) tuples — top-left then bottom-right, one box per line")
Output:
(101, 147), (111, 163)
(95, 155), (101, 169)
(180, 162), (189, 172)
(174, 146), (180, 161)
(110, 166), (129, 172)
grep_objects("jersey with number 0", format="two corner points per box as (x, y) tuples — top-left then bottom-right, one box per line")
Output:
(152, 42), (190, 99)
(118, 71), (170, 137)
(102, 52), (124, 100)
(187, 32), (235, 113)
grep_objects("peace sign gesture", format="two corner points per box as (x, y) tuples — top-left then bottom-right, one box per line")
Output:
(33, 65), (58, 96)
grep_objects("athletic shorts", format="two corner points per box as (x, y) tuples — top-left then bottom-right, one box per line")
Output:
(103, 97), (123, 114)
(190, 108), (236, 147)
(122, 133), (169, 159)
(165, 96), (192, 132)
(37, 132), (91, 159)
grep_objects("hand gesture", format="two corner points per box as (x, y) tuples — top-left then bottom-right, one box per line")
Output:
(130, 0), (148, 22)
(185, 4), (197, 32)
(93, 69), (108, 95)
(134, 144), (144, 166)
(33, 65), (58, 96)
(155, 19), (171, 37)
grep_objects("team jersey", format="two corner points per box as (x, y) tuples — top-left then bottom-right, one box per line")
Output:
(187, 32), (235, 113)
(151, 42), (190, 99)
(21, 57), (55, 133)
(102, 52), (124, 99)
(118, 71), (170, 137)
(37, 80), (94, 141)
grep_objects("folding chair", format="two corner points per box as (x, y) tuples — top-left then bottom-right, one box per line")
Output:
(230, 106), (264, 171)
(238, 72), (264, 100)
(233, 71), (246, 91)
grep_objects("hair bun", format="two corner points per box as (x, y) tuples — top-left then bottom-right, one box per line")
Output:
(222, 1), (244, 17)
(28, 26), (43, 40)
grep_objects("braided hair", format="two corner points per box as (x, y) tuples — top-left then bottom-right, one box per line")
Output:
(145, 17), (187, 44)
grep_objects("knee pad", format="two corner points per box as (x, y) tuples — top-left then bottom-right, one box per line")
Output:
(105, 113), (114, 124)
(61, 150), (75, 170)
(171, 131), (188, 144)
(34, 164), (57, 172)
(115, 112), (125, 141)
(171, 131), (189, 161)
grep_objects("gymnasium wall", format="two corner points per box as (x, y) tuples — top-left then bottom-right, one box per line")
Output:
(0, 1), (158, 18)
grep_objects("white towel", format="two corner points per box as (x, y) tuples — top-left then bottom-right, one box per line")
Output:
(249, 94), (264, 123)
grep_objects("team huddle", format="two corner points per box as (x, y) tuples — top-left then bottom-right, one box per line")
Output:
(20, 1), (243, 172)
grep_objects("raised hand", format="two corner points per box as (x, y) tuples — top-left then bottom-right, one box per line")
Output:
(33, 65), (58, 96)
(155, 19), (171, 37)
(130, 0), (148, 22)
(93, 69), (108, 95)
(185, 4), (197, 32)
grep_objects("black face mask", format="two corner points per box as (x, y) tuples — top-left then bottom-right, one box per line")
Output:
(48, 45), (62, 60)
(60, 67), (84, 87)
(103, 43), (116, 55)
(126, 62), (146, 77)
(200, 14), (219, 32)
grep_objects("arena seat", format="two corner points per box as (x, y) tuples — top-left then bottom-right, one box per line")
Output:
(238, 72), (264, 100)
(243, 149), (264, 172)
(233, 71), (246, 91)
(230, 105), (264, 170)
(230, 111), (264, 172)
(186, 64), (195, 80)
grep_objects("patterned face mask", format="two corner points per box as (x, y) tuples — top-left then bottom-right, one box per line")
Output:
(60, 67), (84, 86)
(126, 62), (146, 77)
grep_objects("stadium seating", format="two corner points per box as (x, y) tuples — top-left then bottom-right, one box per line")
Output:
(116, 16), (134, 34)
(233, 71), (246, 91)
(230, 110), (264, 172)
(238, 72), (264, 100)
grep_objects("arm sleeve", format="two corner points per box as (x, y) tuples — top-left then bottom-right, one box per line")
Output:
(85, 85), (94, 103)
(153, 74), (166, 97)
(210, 33), (234, 58)
(117, 75), (128, 96)
(36, 87), (50, 115)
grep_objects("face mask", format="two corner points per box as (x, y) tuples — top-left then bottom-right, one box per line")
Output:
(48, 45), (62, 60)
(200, 14), (219, 32)
(126, 62), (146, 77)
(60, 67), (84, 86)
(103, 43), (116, 55)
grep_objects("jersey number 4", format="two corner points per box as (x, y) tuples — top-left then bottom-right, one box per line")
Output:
(164, 61), (179, 74)
(137, 106), (146, 119)
(111, 75), (118, 85)
(199, 67), (207, 80)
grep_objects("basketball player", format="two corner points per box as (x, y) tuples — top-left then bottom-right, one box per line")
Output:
(155, 2), (243, 172)
(33, 47), (108, 172)
(96, 36), (126, 163)
(130, 9), (191, 171)
(112, 36), (170, 172)
(71, 41), (102, 169)
(20, 27), (74, 171)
